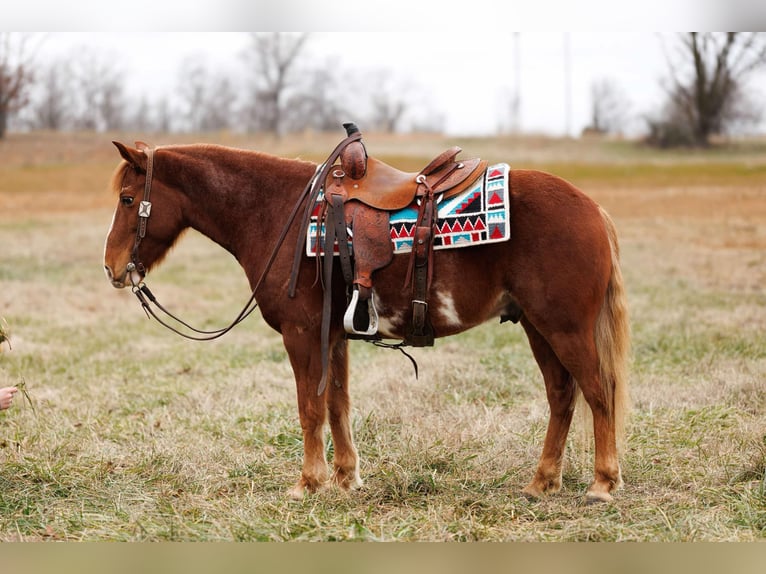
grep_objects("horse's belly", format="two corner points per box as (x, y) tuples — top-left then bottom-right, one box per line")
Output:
(374, 285), (514, 339)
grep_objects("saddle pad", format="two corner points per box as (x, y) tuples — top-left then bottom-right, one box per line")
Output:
(306, 163), (510, 257)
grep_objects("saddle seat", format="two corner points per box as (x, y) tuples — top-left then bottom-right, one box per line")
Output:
(327, 147), (487, 211)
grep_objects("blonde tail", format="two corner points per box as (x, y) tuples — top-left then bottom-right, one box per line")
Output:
(595, 207), (631, 451)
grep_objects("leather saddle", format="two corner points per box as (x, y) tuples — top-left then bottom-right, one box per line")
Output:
(288, 124), (488, 395)
(321, 128), (487, 340)
(332, 147), (486, 211)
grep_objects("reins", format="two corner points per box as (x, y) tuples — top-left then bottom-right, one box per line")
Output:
(128, 133), (362, 341)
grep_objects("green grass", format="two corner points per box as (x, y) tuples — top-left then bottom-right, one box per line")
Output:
(1, 134), (766, 541)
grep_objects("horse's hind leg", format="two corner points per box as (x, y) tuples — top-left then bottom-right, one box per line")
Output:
(548, 329), (622, 503)
(327, 339), (362, 490)
(520, 317), (578, 498)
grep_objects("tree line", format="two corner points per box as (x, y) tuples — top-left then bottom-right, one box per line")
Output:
(1, 33), (424, 140)
(1, 33), (765, 146)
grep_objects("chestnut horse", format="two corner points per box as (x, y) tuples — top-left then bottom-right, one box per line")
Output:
(103, 140), (630, 503)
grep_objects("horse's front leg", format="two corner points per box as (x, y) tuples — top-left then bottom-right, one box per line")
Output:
(327, 339), (362, 491)
(282, 325), (330, 498)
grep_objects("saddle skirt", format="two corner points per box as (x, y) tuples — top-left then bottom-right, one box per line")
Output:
(306, 163), (511, 257)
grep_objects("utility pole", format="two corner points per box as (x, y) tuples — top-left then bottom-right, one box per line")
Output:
(511, 32), (521, 134)
(563, 32), (572, 137)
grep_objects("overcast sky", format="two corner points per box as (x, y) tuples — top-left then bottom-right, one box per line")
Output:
(33, 31), (766, 137)
(10, 2), (766, 136)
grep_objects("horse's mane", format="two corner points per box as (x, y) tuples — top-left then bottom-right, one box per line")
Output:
(109, 161), (131, 195)
(109, 145), (315, 189)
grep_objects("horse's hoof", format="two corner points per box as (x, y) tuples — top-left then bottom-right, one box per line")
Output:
(584, 491), (614, 505)
(585, 474), (620, 504)
(287, 484), (306, 500)
(521, 486), (543, 500)
(287, 477), (327, 500)
(333, 471), (363, 492)
(522, 475), (561, 499)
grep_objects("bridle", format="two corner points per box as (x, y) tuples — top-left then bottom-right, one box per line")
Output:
(124, 135), (359, 342)
(124, 146), (261, 340)
(127, 147), (155, 278)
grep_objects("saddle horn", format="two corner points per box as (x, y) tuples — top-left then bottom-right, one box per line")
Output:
(340, 122), (367, 179)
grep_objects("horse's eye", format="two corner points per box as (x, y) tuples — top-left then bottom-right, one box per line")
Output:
(121, 196), (134, 207)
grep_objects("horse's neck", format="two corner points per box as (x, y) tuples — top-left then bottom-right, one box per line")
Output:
(173, 146), (313, 264)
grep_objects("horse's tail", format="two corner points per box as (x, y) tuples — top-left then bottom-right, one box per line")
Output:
(595, 207), (631, 451)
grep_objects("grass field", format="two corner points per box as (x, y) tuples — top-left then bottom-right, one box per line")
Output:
(0, 131), (765, 541)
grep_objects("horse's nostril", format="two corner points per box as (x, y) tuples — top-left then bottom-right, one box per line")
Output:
(104, 265), (113, 280)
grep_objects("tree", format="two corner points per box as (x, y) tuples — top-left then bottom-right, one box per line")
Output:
(176, 58), (238, 133)
(282, 66), (347, 133)
(100, 75), (126, 131)
(71, 49), (125, 131)
(200, 75), (237, 132)
(371, 93), (406, 133)
(154, 97), (174, 133)
(366, 70), (410, 133)
(177, 58), (208, 132)
(30, 59), (74, 130)
(585, 78), (631, 135)
(656, 32), (766, 146)
(241, 33), (309, 136)
(0, 33), (35, 138)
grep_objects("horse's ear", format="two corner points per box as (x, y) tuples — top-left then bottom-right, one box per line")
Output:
(135, 141), (151, 152)
(112, 141), (147, 172)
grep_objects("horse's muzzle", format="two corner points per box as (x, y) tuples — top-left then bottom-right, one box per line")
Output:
(104, 264), (134, 289)
(104, 265), (123, 288)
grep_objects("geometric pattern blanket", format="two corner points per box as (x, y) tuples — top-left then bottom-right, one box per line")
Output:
(306, 163), (511, 257)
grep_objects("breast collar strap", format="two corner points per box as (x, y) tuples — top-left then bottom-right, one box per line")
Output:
(128, 147), (155, 278)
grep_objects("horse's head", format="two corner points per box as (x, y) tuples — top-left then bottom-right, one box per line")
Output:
(103, 142), (186, 289)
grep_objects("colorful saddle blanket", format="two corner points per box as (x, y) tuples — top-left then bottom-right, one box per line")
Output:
(306, 163), (510, 257)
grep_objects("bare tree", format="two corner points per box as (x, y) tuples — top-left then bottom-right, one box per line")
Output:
(241, 33), (309, 136)
(201, 75), (237, 131)
(371, 94), (406, 133)
(585, 77), (631, 135)
(71, 49), (125, 131)
(130, 96), (155, 133)
(0, 33), (35, 138)
(132, 95), (176, 133)
(657, 32), (766, 146)
(154, 97), (174, 133)
(363, 69), (410, 133)
(177, 58), (208, 132)
(30, 59), (74, 130)
(176, 58), (238, 132)
(283, 66), (347, 133)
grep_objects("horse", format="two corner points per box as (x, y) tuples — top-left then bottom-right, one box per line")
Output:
(103, 138), (630, 503)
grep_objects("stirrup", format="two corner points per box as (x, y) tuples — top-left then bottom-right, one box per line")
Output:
(343, 288), (379, 336)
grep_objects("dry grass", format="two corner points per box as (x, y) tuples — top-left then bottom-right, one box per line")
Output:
(1, 132), (765, 541)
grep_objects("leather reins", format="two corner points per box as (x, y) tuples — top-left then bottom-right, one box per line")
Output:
(127, 146), (261, 340)
(127, 134), (361, 342)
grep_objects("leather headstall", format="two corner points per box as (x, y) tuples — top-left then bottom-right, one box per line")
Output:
(127, 147), (155, 280)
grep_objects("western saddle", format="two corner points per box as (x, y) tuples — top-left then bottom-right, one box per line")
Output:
(288, 123), (487, 393)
